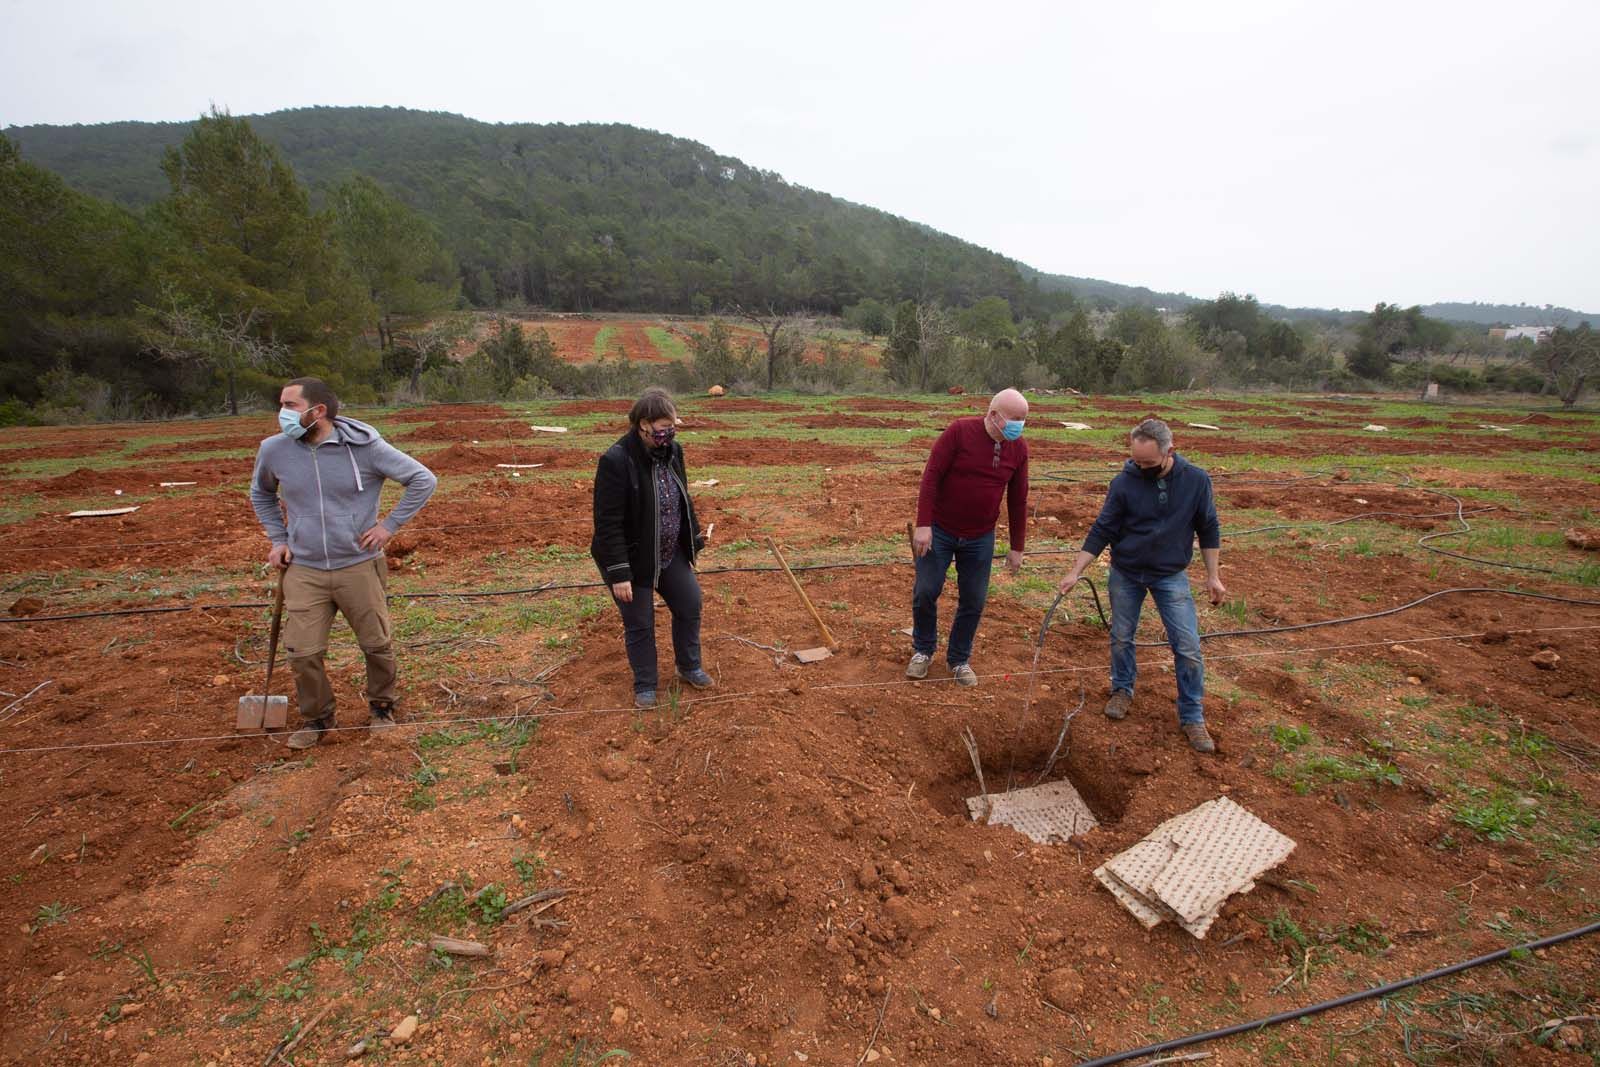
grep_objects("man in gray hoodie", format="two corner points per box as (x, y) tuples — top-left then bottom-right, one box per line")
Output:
(250, 377), (437, 748)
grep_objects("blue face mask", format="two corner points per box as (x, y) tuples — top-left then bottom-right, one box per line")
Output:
(278, 407), (310, 440)
(1001, 418), (1025, 441)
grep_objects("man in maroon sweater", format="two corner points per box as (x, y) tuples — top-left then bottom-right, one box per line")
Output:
(908, 388), (1030, 686)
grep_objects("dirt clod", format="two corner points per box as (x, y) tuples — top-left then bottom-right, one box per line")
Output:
(390, 1015), (419, 1044)
(1531, 649), (1561, 670)
(1041, 967), (1084, 1010)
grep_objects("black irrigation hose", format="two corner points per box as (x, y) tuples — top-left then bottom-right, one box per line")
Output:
(1074, 918), (1600, 1067)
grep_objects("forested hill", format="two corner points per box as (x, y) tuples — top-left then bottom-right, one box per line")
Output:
(1419, 302), (1599, 327)
(7, 106), (1063, 316)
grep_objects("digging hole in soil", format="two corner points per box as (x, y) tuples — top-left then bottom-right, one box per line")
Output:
(926, 730), (1135, 834)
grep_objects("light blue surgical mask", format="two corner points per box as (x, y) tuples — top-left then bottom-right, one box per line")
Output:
(1002, 418), (1025, 441)
(278, 407), (310, 440)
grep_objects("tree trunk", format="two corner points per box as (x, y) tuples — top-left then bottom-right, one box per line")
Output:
(1562, 374), (1585, 407)
(226, 366), (238, 416)
(410, 349), (426, 396)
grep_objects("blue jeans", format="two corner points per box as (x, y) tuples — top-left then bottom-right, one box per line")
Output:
(912, 524), (995, 667)
(1108, 566), (1205, 725)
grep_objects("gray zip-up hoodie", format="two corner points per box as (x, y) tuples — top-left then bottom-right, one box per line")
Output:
(250, 416), (437, 571)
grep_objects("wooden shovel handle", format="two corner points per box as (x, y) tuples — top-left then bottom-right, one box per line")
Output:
(263, 576), (285, 697)
(766, 537), (839, 651)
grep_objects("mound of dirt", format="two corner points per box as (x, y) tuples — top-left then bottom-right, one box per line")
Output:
(412, 403), (513, 420)
(399, 420), (535, 443)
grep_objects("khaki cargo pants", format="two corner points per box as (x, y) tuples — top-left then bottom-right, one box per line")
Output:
(281, 558), (396, 724)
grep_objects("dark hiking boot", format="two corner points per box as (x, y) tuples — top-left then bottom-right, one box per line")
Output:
(635, 690), (657, 709)
(287, 718), (331, 750)
(1182, 722), (1216, 754)
(1104, 690), (1132, 721)
(368, 701), (397, 735)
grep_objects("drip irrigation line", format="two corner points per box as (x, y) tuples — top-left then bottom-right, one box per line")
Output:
(1167, 587), (1600, 644)
(2, 621), (1596, 757)
(1072, 919), (1600, 1067)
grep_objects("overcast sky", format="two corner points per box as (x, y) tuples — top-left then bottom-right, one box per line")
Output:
(4, 0), (1597, 311)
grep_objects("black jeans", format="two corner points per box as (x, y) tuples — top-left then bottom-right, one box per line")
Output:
(612, 549), (702, 694)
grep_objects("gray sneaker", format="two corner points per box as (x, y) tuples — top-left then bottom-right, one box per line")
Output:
(635, 690), (656, 709)
(677, 668), (714, 689)
(1104, 690), (1132, 721)
(906, 652), (932, 680)
(952, 663), (978, 687)
(287, 718), (330, 750)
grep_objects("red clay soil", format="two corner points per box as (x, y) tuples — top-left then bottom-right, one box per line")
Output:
(1, 547), (1596, 1065)
(692, 439), (889, 467)
(837, 397), (933, 412)
(614, 322), (670, 363)
(411, 443), (594, 475)
(549, 400), (636, 416)
(407, 404), (514, 420)
(132, 435), (272, 457)
(702, 398), (804, 412)
(14, 463), (244, 497)
(397, 420), (540, 443)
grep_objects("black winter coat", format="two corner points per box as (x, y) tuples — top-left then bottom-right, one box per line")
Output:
(590, 431), (704, 588)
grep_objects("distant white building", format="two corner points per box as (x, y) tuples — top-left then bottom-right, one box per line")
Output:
(1490, 325), (1553, 342)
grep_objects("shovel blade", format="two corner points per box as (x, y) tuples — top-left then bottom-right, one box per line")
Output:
(238, 694), (289, 730)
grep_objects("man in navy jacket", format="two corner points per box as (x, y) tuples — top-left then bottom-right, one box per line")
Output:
(1056, 419), (1225, 752)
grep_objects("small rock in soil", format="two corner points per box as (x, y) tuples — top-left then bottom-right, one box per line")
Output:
(7, 596), (44, 616)
(1530, 649), (1560, 670)
(390, 1015), (419, 1044)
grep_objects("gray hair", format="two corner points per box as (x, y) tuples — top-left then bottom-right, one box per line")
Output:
(1130, 418), (1172, 451)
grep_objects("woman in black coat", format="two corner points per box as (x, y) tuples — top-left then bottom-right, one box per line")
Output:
(590, 387), (713, 707)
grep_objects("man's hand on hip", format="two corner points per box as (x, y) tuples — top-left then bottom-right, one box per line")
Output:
(267, 544), (293, 570)
(358, 524), (393, 552)
(1005, 549), (1024, 574)
(911, 526), (933, 558)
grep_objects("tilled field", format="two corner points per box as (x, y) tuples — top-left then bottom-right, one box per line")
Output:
(1, 392), (1597, 1066)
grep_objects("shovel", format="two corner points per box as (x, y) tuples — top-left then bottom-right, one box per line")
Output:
(238, 574), (290, 730)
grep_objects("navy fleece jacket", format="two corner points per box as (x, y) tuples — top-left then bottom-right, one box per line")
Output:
(250, 417), (437, 571)
(1080, 453), (1220, 581)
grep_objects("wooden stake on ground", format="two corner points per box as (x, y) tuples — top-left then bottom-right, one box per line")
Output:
(427, 936), (492, 957)
(765, 537), (839, 651)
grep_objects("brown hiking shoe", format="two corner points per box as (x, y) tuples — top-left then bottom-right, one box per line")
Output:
(1182, 722), (1216, 754)
(287, 718), (330, 750)
(1104, 690), (1132, 720)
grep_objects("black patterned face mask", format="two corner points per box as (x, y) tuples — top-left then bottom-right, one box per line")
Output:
(649, 426), (676, 448)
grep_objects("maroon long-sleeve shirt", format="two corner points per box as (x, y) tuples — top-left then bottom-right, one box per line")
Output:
(915, 417), (1029, 550)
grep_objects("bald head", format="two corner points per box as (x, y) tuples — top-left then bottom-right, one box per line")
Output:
(989, 388), (1028, 420)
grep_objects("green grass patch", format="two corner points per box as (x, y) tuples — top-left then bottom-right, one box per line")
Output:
(644, 327), (688, 362)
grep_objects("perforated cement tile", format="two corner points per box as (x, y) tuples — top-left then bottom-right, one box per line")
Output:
(1146, 797), (1295, 925)
(966, 780), (1099, 843)
(1095, 796), (1294, 939)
